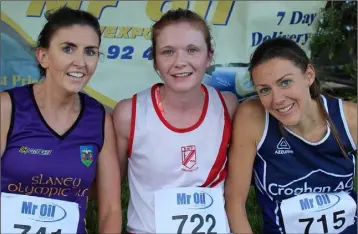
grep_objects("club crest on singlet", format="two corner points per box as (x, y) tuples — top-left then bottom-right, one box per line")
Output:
(80, 146), (93, 167)
(181, 145), (198, 172)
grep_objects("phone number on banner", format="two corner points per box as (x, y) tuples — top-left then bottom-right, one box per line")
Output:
(105, 45), (152, 60)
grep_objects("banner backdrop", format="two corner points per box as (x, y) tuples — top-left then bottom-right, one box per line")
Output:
(1, 1), (326, 109)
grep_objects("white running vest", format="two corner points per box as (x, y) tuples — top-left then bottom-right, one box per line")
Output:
(126, 83), (231, 233)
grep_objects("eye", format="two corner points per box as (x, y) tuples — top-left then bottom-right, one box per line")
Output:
(62, 46), (73, 53)
(162, 50), (173, 56)
(85, 49), (96, 56)
(188, 47), (199, 54)
(280, 79), (292, 87)
(259, 87), (270, 95)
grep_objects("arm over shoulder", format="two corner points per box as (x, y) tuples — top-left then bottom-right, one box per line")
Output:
(0, 91), (12, 157)
(225, 98), (266, 233)
(112, 97), (133, 182)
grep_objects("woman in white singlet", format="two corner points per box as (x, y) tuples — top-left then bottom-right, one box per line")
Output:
(113, 8), (238, 234)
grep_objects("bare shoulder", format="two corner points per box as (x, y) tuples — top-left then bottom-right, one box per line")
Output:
(0, 91), (12, 123)
(0, 91), (11, 108)
(235, 98), (265, 120)
(342, 100), (357, 143)
(342, 100), (357, 117)
(342, 100), (357, 128)
(103, 111), (114, 128)
(0, 91), (12, 157)
(233, 98), (266, 144)
(112, 97), (133, 139)
(220, 91), (238, 120)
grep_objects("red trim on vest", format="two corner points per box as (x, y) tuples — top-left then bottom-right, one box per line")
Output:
(127, 94), (137, 158)
(201, 90), (231, 187)
(151, 83), (209, 133)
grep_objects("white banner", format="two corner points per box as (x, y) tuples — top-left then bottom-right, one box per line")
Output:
(1, 1), (327, 108)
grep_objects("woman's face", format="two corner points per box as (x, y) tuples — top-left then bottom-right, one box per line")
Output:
(36, 24), (100, 94)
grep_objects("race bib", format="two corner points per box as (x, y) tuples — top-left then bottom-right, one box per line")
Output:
(281, 191), (356, 234)
(154, 187), (228, 234)
(1, 192), (80, 234)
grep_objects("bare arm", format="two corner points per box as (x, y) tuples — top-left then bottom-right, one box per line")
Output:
(343, 101), (357, 147)
(225, 99), (265, 233)
(113, 98), (132, 182)
(0, 91), (12, 157)
(221, 91), (239, 120)
(97, 112), (122, 233)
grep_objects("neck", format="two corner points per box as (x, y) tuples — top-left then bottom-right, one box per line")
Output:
(160, 84), (205, 112)
(286, 97), (326, 136)
(35, 78), (79, 112)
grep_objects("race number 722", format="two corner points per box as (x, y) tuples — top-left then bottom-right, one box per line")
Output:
(13, 224), (62, 234)
(298, 210), (345, 234)
(172, 214), (217, 234)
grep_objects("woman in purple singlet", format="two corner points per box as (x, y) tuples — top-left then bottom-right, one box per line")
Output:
(0, 7), (122, 234)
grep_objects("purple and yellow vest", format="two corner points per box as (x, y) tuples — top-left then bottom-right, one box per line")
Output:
(1, 84), (105, 234)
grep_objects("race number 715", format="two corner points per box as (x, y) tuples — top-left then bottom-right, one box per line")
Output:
(299, 210), (345, 234)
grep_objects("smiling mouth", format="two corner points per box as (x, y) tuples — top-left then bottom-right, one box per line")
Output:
(277, 103), (295, 113)
(67, 72), (84, 79)
(172, 72), (193, 78)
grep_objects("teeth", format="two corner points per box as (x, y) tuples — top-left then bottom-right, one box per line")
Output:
(174, 72), (191, 78)
(67, 72), (84, 78)
(278, 104), (294, 113)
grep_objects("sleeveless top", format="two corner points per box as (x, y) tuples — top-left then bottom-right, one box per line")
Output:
(254, 95), (357, 234)
(126, 83), (231, 233)
(1, 84), (105, 234)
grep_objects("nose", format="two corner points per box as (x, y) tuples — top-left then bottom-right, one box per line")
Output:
(73, 51), (86, 67)
(173, 50), (187, 69)
(272, 88), (285, 105)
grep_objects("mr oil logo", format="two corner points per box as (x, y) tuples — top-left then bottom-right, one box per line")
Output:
(176, 191), (213, 209)
(299, 194), (339, 212)
(21, 201), (66, 222)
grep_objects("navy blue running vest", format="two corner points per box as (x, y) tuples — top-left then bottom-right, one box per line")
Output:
(253, 95), (357, 234)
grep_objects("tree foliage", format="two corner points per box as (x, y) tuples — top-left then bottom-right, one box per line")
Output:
(309, 0), (357, 101)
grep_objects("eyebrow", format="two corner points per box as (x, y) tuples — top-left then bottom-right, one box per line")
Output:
(255, 73), (293, 87)
(158, 45), (173, 50)
(60, 41), (99, 49)
(158, 44), (201, 50)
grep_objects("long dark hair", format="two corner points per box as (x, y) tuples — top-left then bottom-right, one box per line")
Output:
(249, 38), (347, 157)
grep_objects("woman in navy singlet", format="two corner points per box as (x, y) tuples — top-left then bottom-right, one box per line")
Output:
(0, 7), (122, 234)
(225, 37), (357, 234)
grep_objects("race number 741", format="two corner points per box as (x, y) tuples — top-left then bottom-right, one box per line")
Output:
(13, 224), (61, 234)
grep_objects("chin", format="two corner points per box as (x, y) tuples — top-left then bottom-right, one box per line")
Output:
(64, 84), (85, 94)
(270, 111), (300, 126)
(170, 80), (201, 93)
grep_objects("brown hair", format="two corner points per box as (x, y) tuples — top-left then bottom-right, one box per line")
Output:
(150, 8), (213, 68)
(248, 38), (348, 158)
